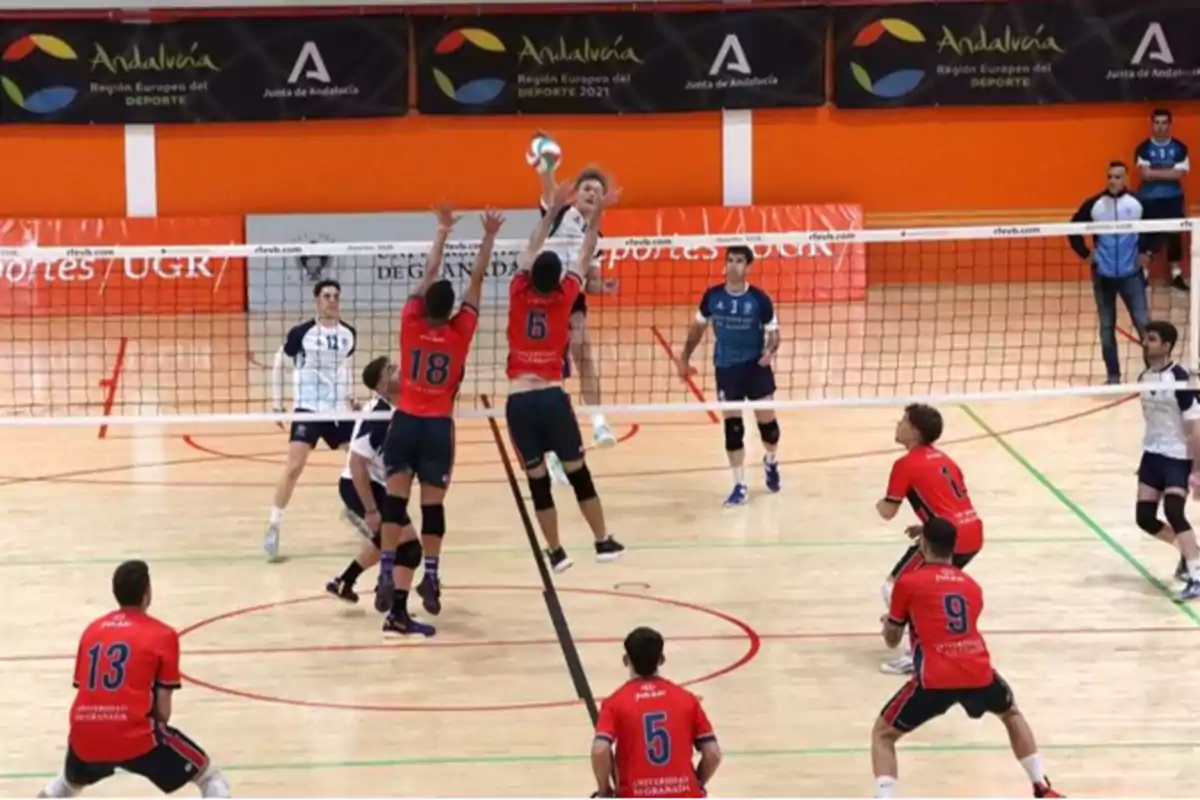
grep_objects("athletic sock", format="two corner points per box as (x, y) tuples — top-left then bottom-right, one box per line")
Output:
(1187, 557), (1200, 582)
(424, 556), (440, 582)
(732, 465), (745, 486)
(1020, 753), (1046, 785)
(391, 588), (409, 617)
(269, 506), (284, 525)
(339, 561), (365, 587)
(764, 450), (778, 465)
(590, 411), (608, 430)
(875, 776), (897, 798)
(380, 550), (395, 576)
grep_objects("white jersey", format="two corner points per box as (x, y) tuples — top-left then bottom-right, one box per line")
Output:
(277, 319), (357, 412)
(542, 201), (601, 273)
(340, 396), (392, 485)
(1140, 362), (1200, 460)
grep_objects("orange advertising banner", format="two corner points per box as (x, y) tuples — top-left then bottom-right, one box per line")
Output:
(595, 204), (866, 307)
(0, 217), (246, 317)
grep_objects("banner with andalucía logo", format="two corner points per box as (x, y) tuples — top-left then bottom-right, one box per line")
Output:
(833, 1), (1200, 108)
(0, 16), (408, 124)
(413, 9), (825, 115)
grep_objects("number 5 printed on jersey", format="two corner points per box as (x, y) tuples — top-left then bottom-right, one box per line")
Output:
(526, 310), (548, 341)
(642, 712), (671, 766)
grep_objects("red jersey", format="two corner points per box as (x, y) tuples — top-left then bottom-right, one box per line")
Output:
(398, 295), (478, 417)
(506, 272), (581, 381)
(886, 445), (983, 554)
(595, 676), (716, 798)
(68, 609), (181, 763)
(888, 564), (993, 689)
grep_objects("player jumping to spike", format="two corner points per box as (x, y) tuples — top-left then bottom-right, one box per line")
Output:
(873, 518), (1063, 799)
(679, 246), (781, 506)
(265, 279), (359, 562)
(1132, 320), (1200, 600)
(506, 178), (625, 572)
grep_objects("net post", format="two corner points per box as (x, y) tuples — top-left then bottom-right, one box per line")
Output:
(1191, 216), (1200, 377)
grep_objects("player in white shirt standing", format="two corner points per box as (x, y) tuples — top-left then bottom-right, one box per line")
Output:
(265, 278), (360, 562)
(529, 132), (618, 484)
(1133, 320), (1200, 600)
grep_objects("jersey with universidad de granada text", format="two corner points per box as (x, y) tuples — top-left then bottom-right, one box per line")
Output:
(398, 295), (478, 417)
(594, 676), (717, 798)
(69, 609), (182, 762)
(506, 272), (581, 381)
(888, 564), (994, 689)
(886, 445), (983, 553)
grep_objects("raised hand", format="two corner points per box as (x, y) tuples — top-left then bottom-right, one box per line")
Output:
(434, 205), (461, 232)
(550, 179), (576, 211)
(481, 209), (505, 235)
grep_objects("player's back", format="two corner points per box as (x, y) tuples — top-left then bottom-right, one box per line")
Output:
(901, 565), (993, 689)
(69, 609), (180, 762)
(598, 676), (714, 798)
(891, 445), (982, 552)
(399, 296), (478, 417)
(506, 272), (581, 381)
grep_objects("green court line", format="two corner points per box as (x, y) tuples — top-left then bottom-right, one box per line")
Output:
(960, 404), (1200, 625)
(2, 535), (1094, 569)
(2, 740), (1196, 781)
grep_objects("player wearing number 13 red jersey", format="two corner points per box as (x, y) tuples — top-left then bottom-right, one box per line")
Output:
(872, 519), (1063, 799)
(38, 561), (230, 799)
(592, 627), (722, 798)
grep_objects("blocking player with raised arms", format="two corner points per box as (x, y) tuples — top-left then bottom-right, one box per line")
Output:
(873, 519), (1062, 799)
(324, 356), (399, 606)
(592, 627), (722, 798)
(875, 403), (983, 676)
(38, 560), (231, 799)
(265, 278), (359, 561)
(375, 208), (503, 636)
(679, 246), (782, 507)
(1131, 320), (1200, 600)
(506, 179), (625, 572)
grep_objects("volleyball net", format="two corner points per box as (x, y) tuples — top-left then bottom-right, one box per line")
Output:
(0, 215), (1194, 426)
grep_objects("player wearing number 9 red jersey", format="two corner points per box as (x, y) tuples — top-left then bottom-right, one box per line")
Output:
(505, 179), (624, 572)
(38, 561), (230, 799)
(375, 208), (503, 637)
(872, 519), (1063, 799)
(592, 627), (722, 798)
(875, 403), (984, 676)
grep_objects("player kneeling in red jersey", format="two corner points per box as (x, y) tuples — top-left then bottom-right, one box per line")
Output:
(873, 519), (1062, 799)
(39, 560), (230, 799)
(376, 208), (503, 636)
(876, 403), (983, 676)
(592, 627), (722, 798)
(506, 179), (624, 572)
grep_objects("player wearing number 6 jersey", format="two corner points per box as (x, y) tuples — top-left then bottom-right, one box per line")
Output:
(376, 208), (502, 637)
(592, 627), (722, 798)
(876, 404), (983, 677)
(38, 561), (231, 799)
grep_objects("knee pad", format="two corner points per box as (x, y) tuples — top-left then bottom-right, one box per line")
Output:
(1164, 493), (1191, 534)
(566, 464), (598, 503)
(724, 417), (745, 452)
(381, 494), (410, 527)
(757, 419), (781, 445)
(1136, 500), (1164, 535)
(395, 538), (423, 569)
(421, 504), (446, 538)
(529, 474), (555, 511)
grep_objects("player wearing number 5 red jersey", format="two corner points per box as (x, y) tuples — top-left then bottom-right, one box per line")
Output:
(38, 561), (230, 799)
(375, 208), (503, 637)
(592, 627), (722, 798)
(506, 179), (625, 572)
(873, 519), (1062, 799)
(875, 403), (983, 676)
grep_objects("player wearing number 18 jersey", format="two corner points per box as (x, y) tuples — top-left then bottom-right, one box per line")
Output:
(376, 209), (502, 637)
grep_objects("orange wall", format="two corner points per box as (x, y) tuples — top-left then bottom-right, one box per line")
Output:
(4, 126), (126, 218)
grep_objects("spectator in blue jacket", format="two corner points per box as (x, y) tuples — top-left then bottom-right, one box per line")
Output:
(1069, 161), (1152, 384)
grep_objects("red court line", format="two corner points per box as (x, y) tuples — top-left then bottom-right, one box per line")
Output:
(96, 336), (129, 440)
(649, 325), (720, 424)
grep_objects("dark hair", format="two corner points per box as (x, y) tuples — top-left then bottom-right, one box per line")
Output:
(362, 356), (391, 392)
(530, 251), (563, 294)
(922, 518), (958, 560)
(726, 246), (755, 266)
(904, 403), (944, 445)
(1108, 160), (1128, 172)
(1145, 319), (1180, 350)
(424, 279), (456, 321)
(624, 626), (664, 678)
(573, 166), (608, 190)
(1152, 108), (1172, 122)
(112, 560), (150, 607)
(313, 278), (341, 298)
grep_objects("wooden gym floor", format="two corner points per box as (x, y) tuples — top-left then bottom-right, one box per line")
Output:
(1, 285), (1197, 797)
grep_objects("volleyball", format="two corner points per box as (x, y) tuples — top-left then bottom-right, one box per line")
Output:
(525, 134), (561, 174)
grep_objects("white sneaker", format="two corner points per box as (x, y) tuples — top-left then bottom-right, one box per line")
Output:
(880, 654), (914, 675)
(546, 452), (569, 485)
(593, 423), (617, 448)
(263, 522), (282, 562)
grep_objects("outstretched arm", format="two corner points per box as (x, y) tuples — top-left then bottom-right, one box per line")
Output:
(574, 183), (621, 281)
(416, 207), (459, 297)
(520, 180), (575, 272)
(465, 210), (505, 310)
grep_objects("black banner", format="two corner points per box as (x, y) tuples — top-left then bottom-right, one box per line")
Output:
(833, 1), (1200, 108)
(0, 16), (408, 124)
(414, 10), (825, 115)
